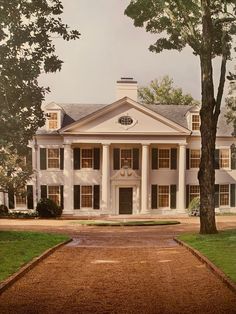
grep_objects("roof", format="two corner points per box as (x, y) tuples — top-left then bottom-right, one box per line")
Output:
(37, 102), (233, 137)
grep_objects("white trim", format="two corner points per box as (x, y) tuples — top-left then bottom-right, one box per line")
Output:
(60, 97), (191, 135)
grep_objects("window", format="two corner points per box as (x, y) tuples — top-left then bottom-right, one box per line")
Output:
(189, 185), (200, 202)
(121, 149), (132, 168)
(220, 149), (229, 168)
(81, 186), (93, 208)
(190, 150), (200, 168)
(81, 149), (93, 168)
(159, 149), (170, 168)
(48, 186), (60, 206)
(48, 112), (58, 130)
(219, 185), (229, 206)
(118, 116), (133, 126)
(158, 186), (169, 207)
(15, 188), (26, 208)
(48, 149), (60, 168)
(192, 114), (200, 131)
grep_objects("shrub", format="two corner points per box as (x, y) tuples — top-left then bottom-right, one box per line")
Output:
(36, 198), (62, 218)
(188, 197), (200, 217)
(0, 204), (9, 216)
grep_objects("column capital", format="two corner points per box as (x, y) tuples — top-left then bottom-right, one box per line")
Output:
(179, 143), (187, 147)
(102, 143), (111, 147)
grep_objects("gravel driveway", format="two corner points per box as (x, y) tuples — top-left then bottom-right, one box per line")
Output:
(0, 218), (236, 313)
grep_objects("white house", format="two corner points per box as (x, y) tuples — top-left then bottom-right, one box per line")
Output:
(3, 78), (236, 215)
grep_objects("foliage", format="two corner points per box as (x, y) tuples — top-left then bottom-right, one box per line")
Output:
(0, 145), (32, 193)
(0, 204), (8, 216)
(36, 198), (62, 218)
(179, 229), (236, 283)
(125, 0), (236, 234)
(0, 211), (38, 219)
(0, 231), (69, 281)
(0, 0), (80, 153)
(187, 197), (200, 217)
(225, 79), (236, 133)
(138, 75), (196, 105)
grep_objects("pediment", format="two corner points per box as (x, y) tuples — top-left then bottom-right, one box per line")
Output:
(111, 168), (140, 181)
(60, 97), (190, 135)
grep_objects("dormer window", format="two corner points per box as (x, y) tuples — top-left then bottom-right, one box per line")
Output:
(47, 112), (58, 130)
(192, 114), (200, 131)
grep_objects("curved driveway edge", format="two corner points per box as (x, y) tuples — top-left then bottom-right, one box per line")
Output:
(174, 237), (236, 294)
(0, 238), (72, 295)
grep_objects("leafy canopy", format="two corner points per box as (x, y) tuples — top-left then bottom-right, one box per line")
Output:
(0, 0), (80, 154)
(138, 75), (196, 105)
(125, 1), (236, 58)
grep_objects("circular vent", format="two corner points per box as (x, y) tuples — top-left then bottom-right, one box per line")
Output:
(118, 116), (133, 126)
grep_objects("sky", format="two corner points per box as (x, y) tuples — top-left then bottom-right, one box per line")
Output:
(40, 0), (234, 105)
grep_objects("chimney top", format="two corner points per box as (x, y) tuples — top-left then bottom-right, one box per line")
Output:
(117, 77), (137, 84)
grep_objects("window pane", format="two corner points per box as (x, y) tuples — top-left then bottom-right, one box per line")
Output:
(48, 186), (60, 206)
(48, 113), (58, 129)
(81, 185), (93, 208)
(159, 149), (170, 168)
(82, 149), (93, 168)
(190, 149), (200, 168)
(220, 149), (229, 168)
(189, 185), (200, 202)
(15, 188), (26, 207)
(121, 149), (132, 168)
(48, 149), (59, 158)
(158, 186), (169, 207)
(192, 115), (200, 131)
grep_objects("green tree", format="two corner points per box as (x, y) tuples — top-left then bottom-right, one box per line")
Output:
(0, 1), (80, 196)
(125, 0), (236, 234)
(0, 0), (80, 153)
(0, 146), (32, 205)
(225, 73), (236, 132)
(138, 75), (196, 105)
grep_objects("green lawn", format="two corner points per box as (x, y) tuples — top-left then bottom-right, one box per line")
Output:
(0, 231), (69, 282)
(179, 229), (236, 283)
(71, 220), (180, 226)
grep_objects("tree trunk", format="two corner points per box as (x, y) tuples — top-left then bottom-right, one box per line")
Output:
(198, 1), (217, 234)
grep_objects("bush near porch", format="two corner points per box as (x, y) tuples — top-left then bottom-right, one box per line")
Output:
(179, 230), (236, 283)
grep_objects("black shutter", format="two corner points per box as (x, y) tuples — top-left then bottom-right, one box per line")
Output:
(74, 148), (81, 170)
(231, 184), (236, 207)
(93, 185), (100, 209)
(8, 187), (15, 209)
(170, 185), (177, 209)
(74, 185), (80, 209)
(152, 148), (158, 169)
(186, 149), (190, 170)
(186, 185), (190, 208)
(27, 185), (34, 209)
(26, 147), (32, 170)
(214, 149), (220, 169)
(40, 148), (47, 170)
(133, 148), (139, 170)
(231, 148), (236, 170)
(151, 185), (158, 209)
(60, 148), (64, 170)
(113, 148), (120, 170)
(60, 185), (64, 209)
(93, 148), (100, 170)
(41, 185), (47, 199)
(171, 148), (177, 170)
(214, 184), (219, 208)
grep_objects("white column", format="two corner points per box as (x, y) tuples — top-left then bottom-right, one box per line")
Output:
(32, 143), (39, 205)
(102, 144), (110, 211)
(178, 144), (186, 211)
(63, 144), (73, 214)
(141, 144), (149, 213)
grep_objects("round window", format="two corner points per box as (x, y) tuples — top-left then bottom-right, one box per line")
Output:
(118, 116), (133, 126)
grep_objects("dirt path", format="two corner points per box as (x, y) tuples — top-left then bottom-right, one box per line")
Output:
(0, 223), (236, 314)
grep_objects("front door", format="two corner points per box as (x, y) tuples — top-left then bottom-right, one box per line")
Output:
(119, 188), (133, 214)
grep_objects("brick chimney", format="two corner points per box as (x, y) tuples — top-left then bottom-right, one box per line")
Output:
(116, 77), (138, 101)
